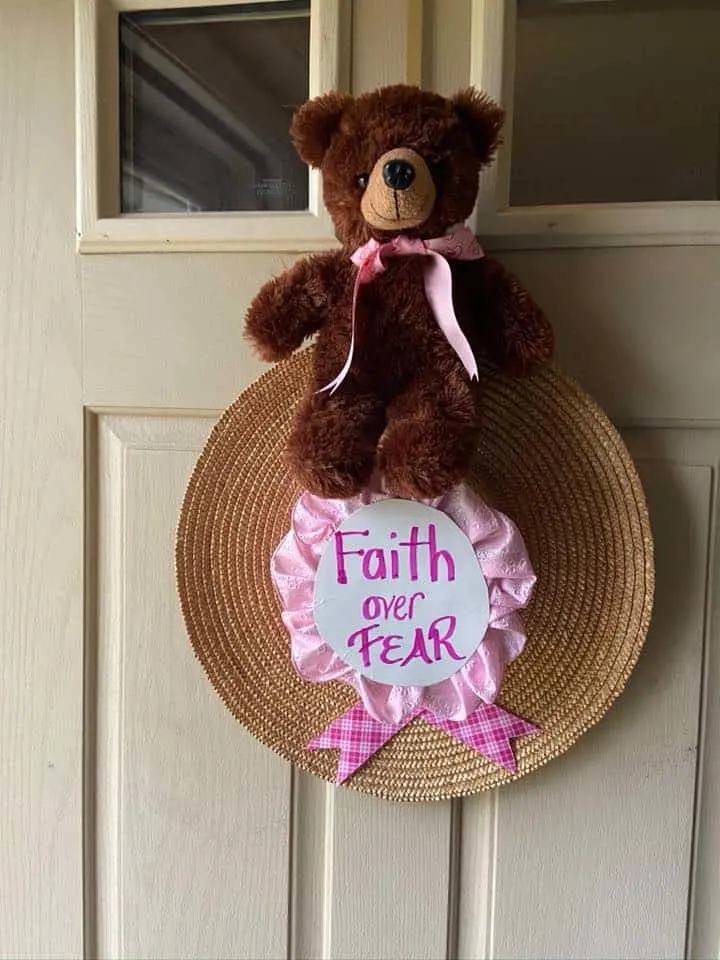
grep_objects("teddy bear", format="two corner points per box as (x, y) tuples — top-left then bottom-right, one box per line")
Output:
(245, 84), (553, 499)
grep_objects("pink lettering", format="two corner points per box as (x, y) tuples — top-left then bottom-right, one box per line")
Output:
(392, 595), (407, 619)
(346, 613), (463, 670)
(334, 529), (369, 585)
(407, 591), (426, 619)
(360, 592), (428, 622)
(429, 615), (463, 661)
(346, 623), (383, 668)
(396, 524), (455, 583)
(362, 596), (381, 620)
(379, 635), (403, 664)
(401, 626), (434, 666)
(397, 525), (421, 581)
(428, 524), (455, 582)
(389, 531), (400, 578)
(362, 547), (387, 581)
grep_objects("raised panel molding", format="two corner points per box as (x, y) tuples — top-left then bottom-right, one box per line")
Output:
(85, 413), (459, 960)
(451, 427), (719, 960)
(84, 416), (720, 959)
(626, 428), (720, 960)
(85, 413), (292, 959)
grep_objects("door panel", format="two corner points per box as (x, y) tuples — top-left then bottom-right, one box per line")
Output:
(81, 255), (268, 410)
(484, 456), (708, 960)
(327, 792), (452, 960)
(500, 248), (720, 424)
(87, 413), (458, 959)
(3, 1), (720, 958)
(88, 414), (292, 959)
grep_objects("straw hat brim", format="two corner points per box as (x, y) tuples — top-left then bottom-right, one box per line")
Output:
(176, 349), (654, 802)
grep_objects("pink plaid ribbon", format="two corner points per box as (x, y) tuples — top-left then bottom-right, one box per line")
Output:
(318, 225), (485, 395)
(308, 701), (537, 784)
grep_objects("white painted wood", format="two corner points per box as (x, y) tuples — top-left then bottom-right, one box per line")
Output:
(468, 0), (514, 228)
(114, 0), (297, 9)
(0, 3), (84, 956)
(78, 211), (339, 255)
(467, 451), (709, 959)
(89, 414), (293, 959)
(290, 774), (454, 960)
(328, 791), (452, 960)
(627, 429), (720, 960)
(291, 779), (456, 957)
(81, 245), (720, 421)
(497, 246), (720, 425)
(290, 773), (334, 959)
(351, 0), (424, 94)
(468, 0), (720, 249)
(75, 0), (350, 253)
(6, 1), (720, 958)
(455, 793), (496, 959)
(81, 253), (275, 409)
(421, 0), (470, 96)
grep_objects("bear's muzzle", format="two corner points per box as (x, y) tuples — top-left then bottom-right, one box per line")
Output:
(361, 147), (436, 231)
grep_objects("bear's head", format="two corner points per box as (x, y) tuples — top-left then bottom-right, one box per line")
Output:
(290, 84), (504, 249)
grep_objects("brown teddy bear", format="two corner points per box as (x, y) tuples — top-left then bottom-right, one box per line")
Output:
(245, 84), (553, 499)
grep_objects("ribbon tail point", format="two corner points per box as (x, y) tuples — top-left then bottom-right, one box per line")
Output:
(314, 375), (344, 396)
(426, 704), (539, 774)
(307, 704), (410, 785)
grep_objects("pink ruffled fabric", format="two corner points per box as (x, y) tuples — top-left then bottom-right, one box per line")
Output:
(271, 484), (536, 725)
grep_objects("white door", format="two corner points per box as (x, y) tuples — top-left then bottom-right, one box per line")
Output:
(2, 1), (719, 958)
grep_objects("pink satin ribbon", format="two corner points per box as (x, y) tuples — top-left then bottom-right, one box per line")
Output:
(308, 701), (537, 784)
(318, 226), (485, 395)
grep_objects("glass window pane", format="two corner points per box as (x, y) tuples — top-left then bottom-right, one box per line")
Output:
(510, 0), (720, 207)
(120, 1), (310, 214)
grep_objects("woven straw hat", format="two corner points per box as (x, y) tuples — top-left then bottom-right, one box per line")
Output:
(176, 350), (653, 802)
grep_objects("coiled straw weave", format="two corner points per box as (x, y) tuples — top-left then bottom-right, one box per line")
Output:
(176, 350), (653, 802)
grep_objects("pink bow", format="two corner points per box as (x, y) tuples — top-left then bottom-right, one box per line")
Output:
(318, 226), (485, 395)
(308, 701), (537, 784)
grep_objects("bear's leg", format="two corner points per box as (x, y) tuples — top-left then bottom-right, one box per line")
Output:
(287, 390), (385, 498)
(378, 379), (478, 498)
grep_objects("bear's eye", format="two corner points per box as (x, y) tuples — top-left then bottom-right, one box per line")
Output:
(356, 173), (369, 190)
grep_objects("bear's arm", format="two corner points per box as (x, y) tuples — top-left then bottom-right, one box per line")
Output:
(244, 250), (347, 362)
(465, 256), (554, 375)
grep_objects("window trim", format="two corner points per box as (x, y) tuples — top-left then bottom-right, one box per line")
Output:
(470, 0), (720, 250)
(75, 0), (349, 253)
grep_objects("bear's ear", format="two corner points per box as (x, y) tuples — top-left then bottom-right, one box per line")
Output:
(290, 92), (352, 167)
(451, 88), (505, 163)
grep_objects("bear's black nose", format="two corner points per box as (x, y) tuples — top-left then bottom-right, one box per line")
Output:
(382, 159), (415, 190)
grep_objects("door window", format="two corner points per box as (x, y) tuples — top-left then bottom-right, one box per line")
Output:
(120, 2), (310, 214)
(76, 0), (347, 252)
(470, 0), (720, 247)
(510, 0), (720, 207)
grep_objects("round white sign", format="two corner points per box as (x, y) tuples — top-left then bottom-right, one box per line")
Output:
(313, 499), (490, 687)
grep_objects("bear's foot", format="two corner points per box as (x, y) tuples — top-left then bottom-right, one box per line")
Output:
(378, 420), (474, 499)
(286, 392), (384, 499)
(288, 454), (373, 499)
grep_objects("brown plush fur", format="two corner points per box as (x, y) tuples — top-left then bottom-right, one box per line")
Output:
(245, 85), (553, 499)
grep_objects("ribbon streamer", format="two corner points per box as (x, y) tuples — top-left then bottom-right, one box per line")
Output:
(308, 701), (537, 784)
(318, 226), (485, 395)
